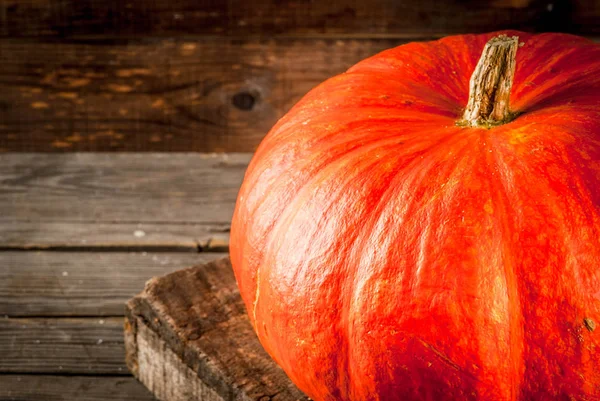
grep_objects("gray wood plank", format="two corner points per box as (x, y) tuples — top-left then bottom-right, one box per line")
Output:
(0, 221), (229, 251)
(0, 375), (156, 401)
(0, 317), (127, 374)
(0, 251), (227, 317)
(126, 257), (308, 401)
(0, 153), (250, 225)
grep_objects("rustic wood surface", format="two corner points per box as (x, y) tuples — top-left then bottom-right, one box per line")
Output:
(0, 153), (249, 400)
(2, 1), (598, 152)
(0, 317), (128, 374)
(0, 252), (226, 316)
(0, 38), (398, 152)
(0, 221), (229, 251)
(126, 257), (308, 401)
(1, 0), (595, 38)
(130, 320), (227, 401)
(1, 153), (248, 225)
(0, 376), (156, 401)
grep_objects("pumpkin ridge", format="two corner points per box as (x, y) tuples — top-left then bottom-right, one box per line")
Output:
(259, 112), (455, 157)
(256, 143), (414, 397)
(244, 119), (429, 235)
(488, 121), (600, 396)
(348, 40), (469, 108)
(483, 133), (525, 399)
(512, 40), (600, 110)
(338, 128), (475, 399)
(236, 117), (456, 320)
(256, 121), (473, 399)
(341, 132), (493, 397)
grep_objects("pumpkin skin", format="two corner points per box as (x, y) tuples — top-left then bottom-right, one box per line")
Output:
(229, 31), (600, 401)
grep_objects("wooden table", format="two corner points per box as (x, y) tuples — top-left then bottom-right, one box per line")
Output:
(0, 153), (250, 400)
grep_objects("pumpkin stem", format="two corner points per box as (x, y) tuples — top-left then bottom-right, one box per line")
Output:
(459, 35), (519, 128)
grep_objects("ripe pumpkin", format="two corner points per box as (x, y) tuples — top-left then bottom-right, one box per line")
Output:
(230, 31), (600, 400)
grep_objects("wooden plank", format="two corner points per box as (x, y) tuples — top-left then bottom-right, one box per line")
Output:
(0, 38), (398, 152)
(0, 251), (227, 316)
(125, 257), (308, 401)
(0, 221), (230, 251)
(0, 317), (128, 374)
(1, 0), (597, 38)
(0, 153), (249, 224)
(0, 375), (157, 401)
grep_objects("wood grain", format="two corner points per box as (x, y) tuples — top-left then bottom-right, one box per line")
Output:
(0, 375), (156, 401)
(0, 38), (399, 152)
(130, 319), (226, 401)
(126, 257), (309, 401)
(0, 153), (249, 224)
(0, 251), (226, 317)
(0, 221), (229, 251)
(0, 153), (244, 397)
(0, 317), (128, 374)
(0, 0), (595, 38)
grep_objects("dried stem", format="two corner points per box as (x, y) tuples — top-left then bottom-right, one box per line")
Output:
(459, 35), (519, 128)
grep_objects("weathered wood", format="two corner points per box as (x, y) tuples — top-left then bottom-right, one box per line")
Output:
(0, 0), (595, 38)
(0, 221), (229, 251)
(0, 39), (398, 152)
(0, 317), (128, 374)
(0, 251), (226, 317)
(125, 257), (308, 401)
(0, 375), (157, 401)
(128, 320), (228, 401)
(0, 153), (249, 224)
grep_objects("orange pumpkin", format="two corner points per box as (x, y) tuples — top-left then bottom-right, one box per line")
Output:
(230, 31), (600, 400)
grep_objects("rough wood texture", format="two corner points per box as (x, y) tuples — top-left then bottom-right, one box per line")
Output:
(125, 257), (308, 401)
(0, 375), (156, 401)
(131, 321), (227, 401)
(0, 153), (238, 398)
(0, 39), (398, 152)
(0, 317), (128, 374)
(1, 2), (599, 152)
(0, 221), (229, 251)
(0, 252), (226, 316)
(0, 153), (249, 225)
(0, 0), (595, 38)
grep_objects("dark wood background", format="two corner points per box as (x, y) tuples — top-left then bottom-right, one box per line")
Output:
(1, 0), (599, 152)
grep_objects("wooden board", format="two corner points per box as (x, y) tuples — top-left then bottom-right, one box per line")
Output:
(0, 39), (400, 152)
(0, 317), (128, 374)
(0, 153), (245, 399)
(0, 251), (226, 316)
(1, 0), (597, 38)
(0, 375), (156, 401)
(0, 153), (249, 225)
(125, 257), (308, 401)
(0, 221), (229, 251)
